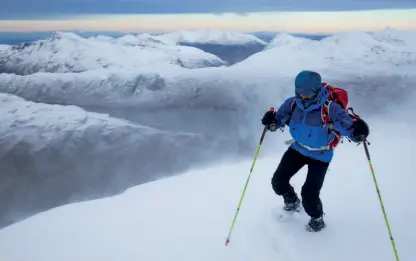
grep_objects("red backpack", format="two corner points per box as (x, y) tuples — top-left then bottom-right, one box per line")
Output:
(289, 82), (358, 149)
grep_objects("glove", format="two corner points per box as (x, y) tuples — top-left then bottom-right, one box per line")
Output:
(261, 109), (278, 131)
(351, 118), (370, 142)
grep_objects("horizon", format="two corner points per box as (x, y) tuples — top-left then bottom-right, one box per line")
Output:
(0, 9), (415, 34)
(0, 25), (411, 46)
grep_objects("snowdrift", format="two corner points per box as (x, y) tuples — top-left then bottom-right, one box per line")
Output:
(154, 29), (267, 45)
(0, 31), (226, 75)
(0, 93), (242, 228)
(0, 112), (413, 261)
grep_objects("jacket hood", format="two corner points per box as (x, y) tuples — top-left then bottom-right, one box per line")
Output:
(295, 70), (322, 96)
(295, 86), (329, 112)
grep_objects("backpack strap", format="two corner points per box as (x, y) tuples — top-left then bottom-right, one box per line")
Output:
(321, 99), (344, 148)
(290, 100), (296, 112)
(321, 100), (331, 125)
(285, 99), (297, 126)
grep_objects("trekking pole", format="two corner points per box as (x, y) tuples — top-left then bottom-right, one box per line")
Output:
(361, 135), (400, 261)
(225, 108), (273, 246)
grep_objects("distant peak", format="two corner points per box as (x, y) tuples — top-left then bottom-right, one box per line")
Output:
(153, 30), (267, 45)
(50, 31), (83, 42)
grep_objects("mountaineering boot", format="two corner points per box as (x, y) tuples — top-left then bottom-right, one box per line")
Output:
(306, 216), (326, 232)
(283, 192), (300, 211)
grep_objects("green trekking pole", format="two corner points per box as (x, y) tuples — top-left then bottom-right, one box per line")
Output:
(361, 136), (400, 261)
(225, 108), (274, 246)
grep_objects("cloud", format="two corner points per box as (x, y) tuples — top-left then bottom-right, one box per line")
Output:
(1, 0), (416, 19)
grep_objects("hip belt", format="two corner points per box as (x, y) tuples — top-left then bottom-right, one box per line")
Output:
(284, 139), (331, 151)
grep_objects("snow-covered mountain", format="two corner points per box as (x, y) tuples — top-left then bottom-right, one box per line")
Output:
(89, 33), (173, 48)
(1, 29), (415, 113)
(240, 28), (416, 75)
(153, 30), (267, 65)
(154, 29), (267, 45)
(0, 32), (227, 75)
(265, 32), (315, 50)
(0, 92), (249, 228)
(0, 110), (413, 261)
(0, 67), (258, 109)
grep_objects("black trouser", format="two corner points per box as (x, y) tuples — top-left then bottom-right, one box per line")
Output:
(271, 147), (329, 218)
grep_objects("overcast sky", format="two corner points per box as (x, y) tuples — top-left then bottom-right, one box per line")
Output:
(1, 0), (416, 19)
(1, 0), (415, 33)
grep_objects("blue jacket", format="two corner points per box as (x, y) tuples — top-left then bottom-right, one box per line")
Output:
(275, 87), (355, 163)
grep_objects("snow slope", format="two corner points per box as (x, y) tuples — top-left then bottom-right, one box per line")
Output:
(228, 28), (416, 110)
(0, 113), (413, 261)
(154, 29), (267, 45)
(238, 28), (416, 75)
(0, 92), (241, 228)
(0, 32), (226, 75)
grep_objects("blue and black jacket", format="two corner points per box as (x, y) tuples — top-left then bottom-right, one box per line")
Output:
(275, 87), (355, 163)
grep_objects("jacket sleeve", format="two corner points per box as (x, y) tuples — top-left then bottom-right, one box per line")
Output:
(328, 102), (354, 137)
(275, 96), (296, 128)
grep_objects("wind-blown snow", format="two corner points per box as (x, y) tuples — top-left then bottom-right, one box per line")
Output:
(0, 31), (226, 75)
(0, 92), (245, 228)
(0, 111), (413, 261)
(154, 29), (267, 45)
